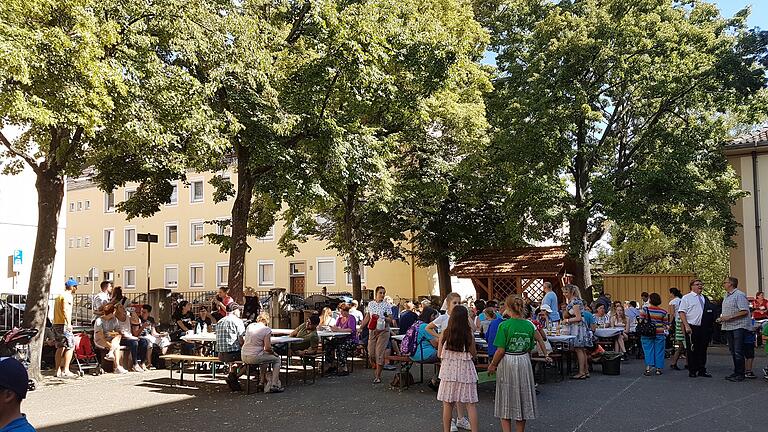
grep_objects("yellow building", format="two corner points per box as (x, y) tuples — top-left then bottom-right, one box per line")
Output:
(725, 126), (768, 295)
(64, 170), (438, 300)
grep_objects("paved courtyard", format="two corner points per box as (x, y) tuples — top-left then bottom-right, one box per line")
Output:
(26, 346), (768, 432)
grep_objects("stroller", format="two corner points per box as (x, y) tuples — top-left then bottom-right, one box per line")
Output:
(73, 332), (102, 376)
(0, 327), (40, 391)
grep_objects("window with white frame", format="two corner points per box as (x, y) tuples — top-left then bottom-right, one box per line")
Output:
(124, 268), (136, 289)
(164, 265), (178, 288)
(317, 257), (336, 285)
(190, 180), (204, 203)
(104, 191), (115, 212)
(84, 200), (90, 210)
(189, 264), (204, 287)
(124, 227), (136, 250)
(165, 223), (178, 247)
(68, 238), (75, 248)
(84, 236), (91, 247)
(258, 260), (275, 286)
(216, 263), (229, 287)
(124, 188), (136, 201)
(346, 263), (367, 285)
(76, 237), (81, 248)
(216, 218), (232, 236)
(103, 270), (115, 282)
(77, 201), (82, 211)
(190, 221), (205, 245)
(167, 182), (178, 205)
(258, 224), (275, 241)
(69, 202), (75, 212)
(103, 228), (115, 251)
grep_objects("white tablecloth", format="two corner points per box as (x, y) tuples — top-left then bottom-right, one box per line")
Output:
(548, 335), (576, 343)
(181, 333), (304, 345)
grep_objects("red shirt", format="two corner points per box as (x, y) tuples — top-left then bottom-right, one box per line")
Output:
(218, 295), (233, 316)
(752, 298), (768, 320)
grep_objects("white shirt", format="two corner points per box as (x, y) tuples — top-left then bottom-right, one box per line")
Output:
(432, 313), (450, 333)
(93, 292), (110, 312)
(668, 297), (681, 314)
(241, 322), (272, 357)
(350, 308), (363, 324)
(678, 292), (705, 326)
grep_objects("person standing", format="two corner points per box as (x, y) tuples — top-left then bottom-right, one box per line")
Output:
(717, 277), (752, 382)
(639, 293), (668, 376)
(668, 288), (687, 370)
(437, 306), (479, 432)
(488, 295), (550, 432)
(679, 279), (713, 378)
(53, 278), (78, 378)
(92, 280), (112, 319)
(359, 286), (394, 384)
(562, 284), (592, 379)
(541, 282), (560, 323)
(0, 357), (36, 432)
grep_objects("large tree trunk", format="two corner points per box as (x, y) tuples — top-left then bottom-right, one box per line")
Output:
(568, 215), (594, 303)
(23, 169), (65, 382)
(437, 255), (452, 298)
(349, 255), (362, 301)
(227, 145), (253, 303)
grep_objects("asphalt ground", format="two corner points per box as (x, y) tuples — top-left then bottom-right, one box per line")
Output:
(25, 345), (768, 432)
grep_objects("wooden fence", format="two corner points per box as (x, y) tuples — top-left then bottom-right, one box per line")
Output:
(603, 274), (696, 303)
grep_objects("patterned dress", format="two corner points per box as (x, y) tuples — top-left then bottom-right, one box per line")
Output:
(567, 299), (593, 348)
(436, 345), (478, 403)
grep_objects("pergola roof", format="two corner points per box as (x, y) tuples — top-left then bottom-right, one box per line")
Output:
(451, 246), (571, 278)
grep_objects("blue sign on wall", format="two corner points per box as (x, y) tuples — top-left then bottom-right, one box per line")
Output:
(12, 249), (22, 272)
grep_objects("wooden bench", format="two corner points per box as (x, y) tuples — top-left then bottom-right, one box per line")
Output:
(160, 354), (221, 386)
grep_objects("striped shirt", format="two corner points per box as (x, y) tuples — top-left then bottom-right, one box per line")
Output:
(721, 289), (751, 331)
(639, 306), (668, 335)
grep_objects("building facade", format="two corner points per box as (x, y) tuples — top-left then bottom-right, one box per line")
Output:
(725, 126), (768, 295)
(64, 170), (439, 300)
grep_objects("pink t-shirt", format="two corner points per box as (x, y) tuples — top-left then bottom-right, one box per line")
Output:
(241, 322), (272, 357)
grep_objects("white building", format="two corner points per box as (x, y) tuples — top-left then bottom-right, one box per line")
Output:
(0, 127), (67, 295)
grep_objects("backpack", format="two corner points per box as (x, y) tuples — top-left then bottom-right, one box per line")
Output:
(399, 320), (424, 357)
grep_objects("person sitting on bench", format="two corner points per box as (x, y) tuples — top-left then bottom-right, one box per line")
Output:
(216, 302), (246, 391)
(93, 304), (127, 374)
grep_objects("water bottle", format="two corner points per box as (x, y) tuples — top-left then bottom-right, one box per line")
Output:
(195, 322), (202, 334)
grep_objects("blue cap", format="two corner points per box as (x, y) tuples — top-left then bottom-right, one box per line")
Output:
(0, 357), (29, 399)
(65, 278), (78, 287)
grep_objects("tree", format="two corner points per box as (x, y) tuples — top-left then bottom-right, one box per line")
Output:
(598, 223), (731, 300)
(0, 0), (225, 380)
(480, 0), (768, 292)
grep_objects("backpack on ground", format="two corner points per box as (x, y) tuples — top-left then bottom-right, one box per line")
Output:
(399, 320), (423, 357)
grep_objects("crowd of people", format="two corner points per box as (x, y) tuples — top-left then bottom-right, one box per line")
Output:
(31, 275), (768, 432)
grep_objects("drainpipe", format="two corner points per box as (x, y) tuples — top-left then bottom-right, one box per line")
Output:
(753, 151), (764, 292)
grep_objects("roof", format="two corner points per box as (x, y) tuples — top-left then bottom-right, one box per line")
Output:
(723, 125), (768, 153)
(451, 246), (571, 278)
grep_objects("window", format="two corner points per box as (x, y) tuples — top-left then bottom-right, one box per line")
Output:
(258, 260), (275, 286)
(258, 224), (275, 241)
(190, 221), (205, 245)
(124, 268), (136, 289)
(167, 182), (178, 205)
(190, 180), (204, 203)
(77, 201), (82, 211)
(68, 238), (75, 248)
(125, 188), (136, 201)
(216, 263), (229, 287)
(165, 223), (178, 247)
(103, 228), (115, 251)
(84, 200), (90, 210)
(216, 217), (232, 236)
(317, 257), (336, 285)
(84, 236), (91, 248)
(76, 276), (82, 284)
(124, 227), (136, 250)
(190, 264), (204, 287)
(103, 270), (115, 282)
(76, 237), (81, 248)
(69, 202), (75, 212)
(346, 264), (366, 285)
(164, 265), (179, 288)
(104, 191), (115, 212)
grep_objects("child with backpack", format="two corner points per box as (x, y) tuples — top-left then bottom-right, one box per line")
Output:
(437, 305), (478, 432)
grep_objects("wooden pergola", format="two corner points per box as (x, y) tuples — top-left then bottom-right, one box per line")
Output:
(451, 246), (577, 302)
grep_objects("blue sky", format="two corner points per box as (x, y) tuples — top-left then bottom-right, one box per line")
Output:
(482, 1), (767, 65)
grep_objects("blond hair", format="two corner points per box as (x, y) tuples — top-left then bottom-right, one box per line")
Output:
(504, 295), (526, 318)
(564, 284), (581, 299)
(256, 312), (270, 324)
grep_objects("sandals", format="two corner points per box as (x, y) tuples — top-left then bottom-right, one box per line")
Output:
(570, 374), (588, 380)
(655, 370), (663, 376)
(372, 377), (382, 384)
(644, 369), (652, 376)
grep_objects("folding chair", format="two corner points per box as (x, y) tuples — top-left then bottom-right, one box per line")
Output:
(73, 332), (102, 376)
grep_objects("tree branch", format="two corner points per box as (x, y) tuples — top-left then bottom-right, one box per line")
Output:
(286, 1), (311, 45)
(320, 70), (340, 120)
(0, 131), (40, 174)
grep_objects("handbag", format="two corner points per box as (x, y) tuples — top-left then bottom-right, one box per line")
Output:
(636, 307), (657, 337)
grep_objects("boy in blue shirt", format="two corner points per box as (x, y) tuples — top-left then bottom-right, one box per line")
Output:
(0, 357), (36, 432)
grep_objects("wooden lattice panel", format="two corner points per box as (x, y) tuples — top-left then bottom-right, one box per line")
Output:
(522, 278), (546, 302)
(493, 278), (517, 301)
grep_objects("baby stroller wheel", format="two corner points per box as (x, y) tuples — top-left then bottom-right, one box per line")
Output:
(78, 370), (84, 377)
